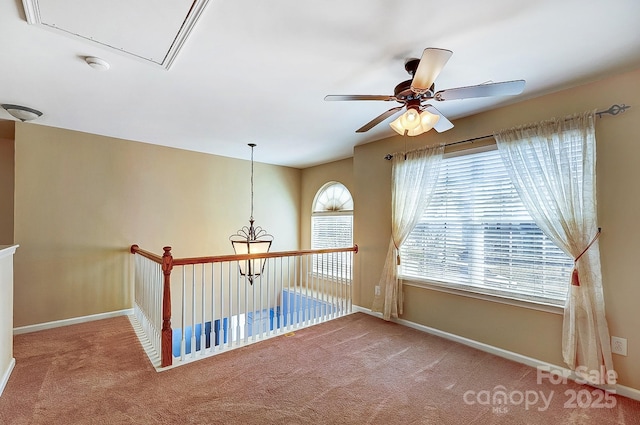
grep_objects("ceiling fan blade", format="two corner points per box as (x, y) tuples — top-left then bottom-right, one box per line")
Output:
(423, 105), (454, 133)
(411, 48), (453, 93)
(356, 106), (404, 133)
(324, 95), (395, 101)
(435, 80), (526, 101)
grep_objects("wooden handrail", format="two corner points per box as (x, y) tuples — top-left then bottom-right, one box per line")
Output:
(130, 244), (164, 264)
(131, 244), (358, 266)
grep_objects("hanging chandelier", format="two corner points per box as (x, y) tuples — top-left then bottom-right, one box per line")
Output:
(229, 143), (273, 284)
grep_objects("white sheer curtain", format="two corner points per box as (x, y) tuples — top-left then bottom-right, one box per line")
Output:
(494, 111), (613, 379)
(372, 145), (444, 320)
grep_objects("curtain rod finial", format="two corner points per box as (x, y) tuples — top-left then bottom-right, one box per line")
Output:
(596, 104), (630, 118)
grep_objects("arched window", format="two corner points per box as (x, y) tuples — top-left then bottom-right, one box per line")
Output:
(312, 182), (353, 278)
(312, 182), (353, 248)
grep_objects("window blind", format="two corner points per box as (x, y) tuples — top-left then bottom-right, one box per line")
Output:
(400, 148), (573, 306)
(312, 214), (353, 278)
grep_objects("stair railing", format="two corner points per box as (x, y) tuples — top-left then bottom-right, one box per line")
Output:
(130, 244), (358, 369)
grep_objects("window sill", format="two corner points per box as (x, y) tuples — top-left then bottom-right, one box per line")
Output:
(400, 278), (564, 315)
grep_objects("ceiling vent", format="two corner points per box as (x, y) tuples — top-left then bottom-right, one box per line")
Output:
(21, 0), (210, 70)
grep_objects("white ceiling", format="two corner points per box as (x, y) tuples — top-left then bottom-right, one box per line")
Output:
(2, 0), (640, 168)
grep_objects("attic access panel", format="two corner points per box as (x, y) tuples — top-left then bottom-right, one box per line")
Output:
(22, 0), (209, 69)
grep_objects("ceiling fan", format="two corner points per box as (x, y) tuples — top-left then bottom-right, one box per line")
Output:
(324, 48), (525, 136)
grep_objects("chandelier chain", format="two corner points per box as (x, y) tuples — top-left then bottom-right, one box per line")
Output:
(250, 143), (255, 221)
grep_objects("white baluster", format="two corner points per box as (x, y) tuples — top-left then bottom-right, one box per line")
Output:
(200, 264), (206, 355)
(191, 265), (196, 358)
(209, 263), (222, 354)
(181, 266), (186, 362)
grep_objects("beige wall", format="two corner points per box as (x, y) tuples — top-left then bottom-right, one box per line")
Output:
(307, 68), (640, 390)
(0, 120), (15, 245)
(13, 124), (300, 327)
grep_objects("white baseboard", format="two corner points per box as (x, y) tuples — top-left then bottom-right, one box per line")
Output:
(616, 383), (640, 402)
(0, 358), (15, 398)
(352, 305), (640, 401)
(13, 308), (134, 335)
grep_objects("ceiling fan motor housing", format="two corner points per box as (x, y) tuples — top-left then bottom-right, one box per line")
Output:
(394, 79), (434, 101)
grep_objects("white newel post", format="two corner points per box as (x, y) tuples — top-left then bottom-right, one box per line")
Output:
(0, 245), (18, 397)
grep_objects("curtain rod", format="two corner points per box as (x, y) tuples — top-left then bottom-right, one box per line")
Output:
(384, 104), (630, 160)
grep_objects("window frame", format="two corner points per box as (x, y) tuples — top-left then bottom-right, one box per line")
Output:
(310, 182), (354, 281)
(399, 144), (569, 314)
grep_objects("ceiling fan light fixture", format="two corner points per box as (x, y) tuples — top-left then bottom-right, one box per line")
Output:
(390, 108), (440, 136)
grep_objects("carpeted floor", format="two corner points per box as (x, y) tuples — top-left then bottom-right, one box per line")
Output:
(1, 312), (639, 424)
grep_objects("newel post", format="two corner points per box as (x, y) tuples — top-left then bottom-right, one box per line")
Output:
(161, 246), (173, 367)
